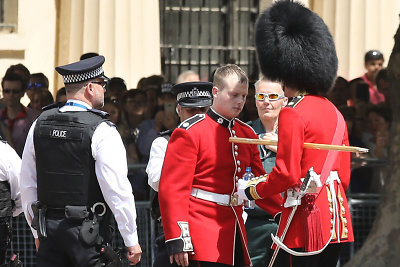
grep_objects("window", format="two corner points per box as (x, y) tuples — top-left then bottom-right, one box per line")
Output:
(0, 0), (18, 33)
(160, 0), (260, 83)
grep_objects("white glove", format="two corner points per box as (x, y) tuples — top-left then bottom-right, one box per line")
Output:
(236, 179), (249, 202)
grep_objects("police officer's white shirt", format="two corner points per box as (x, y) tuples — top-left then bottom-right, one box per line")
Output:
(0, 141), (22, 217)
(146, 136), (169, 192)
(20, 100), (139, 247)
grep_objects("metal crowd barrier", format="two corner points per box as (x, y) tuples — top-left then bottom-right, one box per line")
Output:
(339, 193), (380, 265)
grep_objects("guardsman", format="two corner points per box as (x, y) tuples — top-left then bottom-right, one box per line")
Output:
(238, 1), (354, 267)
(0, 137), (22, 264)
(158, 64), (282, 267)
(20, 56), (142, 266)
(146, 81), (213, 267)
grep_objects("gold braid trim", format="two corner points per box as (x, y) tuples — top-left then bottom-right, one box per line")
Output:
(246, 174), (267, 200)
(249, 186), (261, 200)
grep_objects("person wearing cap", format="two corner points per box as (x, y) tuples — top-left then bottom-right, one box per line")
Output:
(146, 81), (213, 267)
(158, 64), (282, 267)
(20, 55), (142, 266)
(359, 50), (385, 104)
(237, 1), (354, 266)
(0, 137), (22, 265)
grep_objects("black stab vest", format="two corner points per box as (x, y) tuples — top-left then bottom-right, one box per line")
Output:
(0, 181), (12, 218)
(34, 107), (109, 208)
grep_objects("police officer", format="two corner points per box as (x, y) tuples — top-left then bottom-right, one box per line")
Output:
(146, 81), (213, 267)
(0, 137), (22, 264)
(20, 56), (142, 266)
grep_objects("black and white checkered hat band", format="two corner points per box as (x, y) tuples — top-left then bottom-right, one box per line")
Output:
(177, 90), (211, 101)
(62, 66), (104, 84)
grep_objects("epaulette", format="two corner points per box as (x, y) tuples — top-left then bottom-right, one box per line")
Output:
(88, 108), (110, 119)
(286, 95), (304, 108)
(42, 102), (64, 111)
(178, 114), (205, 130)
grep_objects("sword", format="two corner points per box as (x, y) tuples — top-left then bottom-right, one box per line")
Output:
(268, 168), (313, 267)
(229, 137), (368, 153)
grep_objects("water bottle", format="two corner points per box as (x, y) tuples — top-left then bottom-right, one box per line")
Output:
(242, 167), (255, 209)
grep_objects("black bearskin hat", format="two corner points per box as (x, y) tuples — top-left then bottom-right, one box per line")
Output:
(255, 0), (338, 94)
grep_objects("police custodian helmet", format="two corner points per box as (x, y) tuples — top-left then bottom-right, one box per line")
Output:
(171, 82), (213, 108)
(255, 0), (338, 95)
(56, 55), (109, 84)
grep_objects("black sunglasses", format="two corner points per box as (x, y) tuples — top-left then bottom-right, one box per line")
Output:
(90, 80), (108, 88)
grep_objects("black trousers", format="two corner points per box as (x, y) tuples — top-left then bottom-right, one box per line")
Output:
(272, 243), (342, 267)
(0, 223), (8, 264)
(152, 231), (179, 267)
(36, 218), (101, 267)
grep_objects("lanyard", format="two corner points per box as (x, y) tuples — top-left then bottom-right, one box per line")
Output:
(64, 102), (89, 110)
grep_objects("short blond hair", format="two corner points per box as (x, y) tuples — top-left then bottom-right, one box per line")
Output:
(213, 64), (248, 90)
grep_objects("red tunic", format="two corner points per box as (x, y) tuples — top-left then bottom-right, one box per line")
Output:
(159, 109), (282, 266)
(255, 95), (354, 249)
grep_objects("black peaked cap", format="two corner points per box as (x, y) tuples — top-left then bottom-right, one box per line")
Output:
(56, 55), (109, 84)
(172, 82), (213, 108)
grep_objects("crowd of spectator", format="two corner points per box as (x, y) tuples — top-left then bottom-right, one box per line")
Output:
(0, 49), (393, 200)
(327, 50), (392, 194)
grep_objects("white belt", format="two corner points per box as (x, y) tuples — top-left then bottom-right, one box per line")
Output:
(190, 188), (243, 206)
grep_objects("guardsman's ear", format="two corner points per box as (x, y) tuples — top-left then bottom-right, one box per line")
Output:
(212, 86), (219, 97)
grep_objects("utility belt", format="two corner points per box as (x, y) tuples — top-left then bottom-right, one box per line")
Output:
(190, 188), (243, 206)
(31, 201), (107, 244)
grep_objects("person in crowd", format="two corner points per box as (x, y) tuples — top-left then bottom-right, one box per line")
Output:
(327, 76), (350, 107)
(348, 78), (371, 140)
(55, 87), (67, 103)
(176, 70), (200, 84)
(119, 89), (146, 163)
(0, 137), (22, 264)
(375, 68), (391, 105)
(20, 55), (142, 266)
(338, 106), (371, 193)
(362, 104), (391, 159)
(147, 81), (213, 267)
(0, 72), (39, 156)
(245, 77), (288, 267)
(158, 64), (282, 267)
(26, 73), (50, 107)
(359, 50), (385, 104)
(137, 82), (179, 164)
(238, 81), (258, 122)
(238, 2), (354, 266)
(102, 97), (121, 125)
(105, 77), (127, 105)
(30, 89), (54, 112)
(1, 64), (30, 110)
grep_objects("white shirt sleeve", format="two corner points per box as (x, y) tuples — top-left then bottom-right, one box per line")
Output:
(0, 141), (22, 216)
(20, 120), (39, 238)
(146, 137), (168, 192)
(92, 122), (139, 247)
